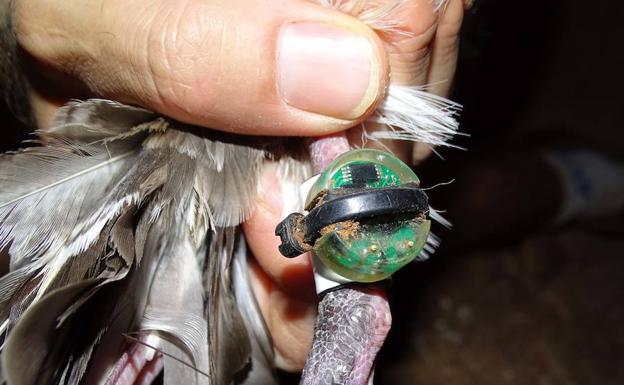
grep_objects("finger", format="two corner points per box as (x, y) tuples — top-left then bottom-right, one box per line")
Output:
(242, 162), (316, 301)
(242, 161), (317, 371)
(355, 0), (439, 163)
(381, 0), (438, 85)
(16, 0), (389, 135)
(426, 0), (464, 97)
(409, 0), (463, 163)
(248, 256), (315, 371)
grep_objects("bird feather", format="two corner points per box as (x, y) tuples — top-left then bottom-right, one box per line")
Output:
(0, 3), (462, 384)
(0, 99), (267, 385)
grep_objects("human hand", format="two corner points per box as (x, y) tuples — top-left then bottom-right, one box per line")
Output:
(16, 0), (390, 132)
(14, 0), (466, 372)
(241, 0), (467, 371)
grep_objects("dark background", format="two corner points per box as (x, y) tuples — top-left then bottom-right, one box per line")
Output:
(2, 0), (623, 384)
(381, 1), (624, 384)
(287, 0), (624, 384)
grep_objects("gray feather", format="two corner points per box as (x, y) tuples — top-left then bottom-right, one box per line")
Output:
(0, 137), (138, 268)
(139, 214), (209, 385)
(0, 99), (267, 385)
(205, 228), (252, 385)
(232, 240), (278, 385)
(49, 99), (156, 140)
(1, 278), (102, 385)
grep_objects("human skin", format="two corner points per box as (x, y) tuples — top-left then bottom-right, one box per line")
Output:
(13, 0), (466, 371)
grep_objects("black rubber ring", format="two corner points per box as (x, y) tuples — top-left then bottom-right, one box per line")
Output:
(302, 186), (428, 244)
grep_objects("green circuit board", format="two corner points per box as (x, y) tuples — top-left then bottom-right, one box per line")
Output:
(307, 149), (431, 282)
(329, 161), (401, 189)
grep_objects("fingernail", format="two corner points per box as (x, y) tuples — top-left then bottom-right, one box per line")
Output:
(278, 22), (382, 120)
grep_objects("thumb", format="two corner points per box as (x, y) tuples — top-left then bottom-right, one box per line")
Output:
(16, 0), (388, 134)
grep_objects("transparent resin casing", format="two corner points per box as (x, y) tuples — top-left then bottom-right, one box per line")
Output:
(307, 149), (431, 282)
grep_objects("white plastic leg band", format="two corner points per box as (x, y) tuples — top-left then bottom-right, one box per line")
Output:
(299, 174), (356, 295)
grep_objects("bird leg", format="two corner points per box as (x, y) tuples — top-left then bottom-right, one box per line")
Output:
(297, 135), (396, 385)
(299, 285), (391, 385)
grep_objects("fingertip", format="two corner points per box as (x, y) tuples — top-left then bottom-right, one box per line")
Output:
(412, 142), (434, 165)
